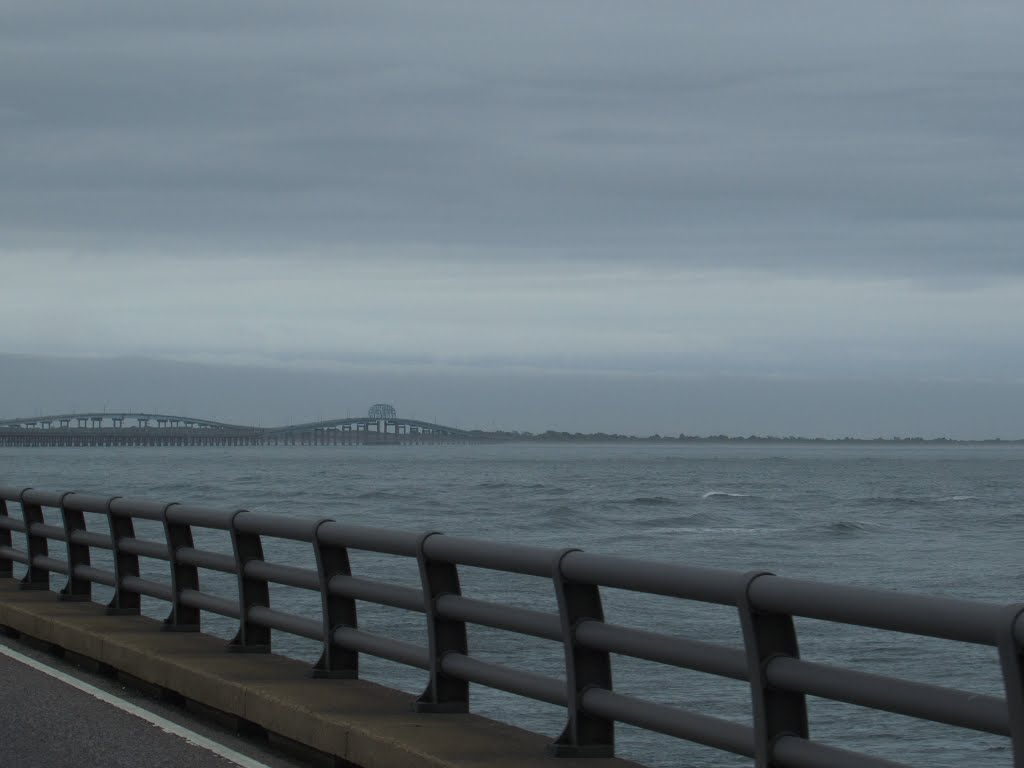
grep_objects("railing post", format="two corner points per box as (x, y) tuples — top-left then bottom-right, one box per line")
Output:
(161, 502), (199, 632)
(106, 496), (140, 614)
(59, 491), (91, 602)
(996, 603), (1024, 768)
(549, 548), (614, 757)
(0, 497), (12, 579)
(227, 509), (270, 652)
(18, 488), (49, 591)
(414, 531), (468, 713)
(738, 571), (808, 768)
(311, 519), (358, 678)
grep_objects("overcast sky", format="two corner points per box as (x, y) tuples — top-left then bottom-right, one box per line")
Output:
(2, 2), (1022, 436)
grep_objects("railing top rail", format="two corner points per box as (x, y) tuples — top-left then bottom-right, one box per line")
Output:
(750, 575), (1004, 645)
(20, 488), (66, 508)
(109, 497), (168, 521)
(422, 534), (561, 577)
(62, 493), (121, 514)
(561, 551), (743, 605)
(0, 485), (31, 503)
(167, 504), (236, 530)
(234, 511), (319, 542)
(316, 520), (421, 556)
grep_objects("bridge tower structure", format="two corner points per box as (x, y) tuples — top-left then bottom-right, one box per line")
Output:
(368, 403), (398, 435)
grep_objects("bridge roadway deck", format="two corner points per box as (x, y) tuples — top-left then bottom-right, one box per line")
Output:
(0, 639), (306, 768)
(0, 580), (638, 768)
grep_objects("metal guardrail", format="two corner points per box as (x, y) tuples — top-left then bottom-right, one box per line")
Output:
(1, 484), (1022, 768)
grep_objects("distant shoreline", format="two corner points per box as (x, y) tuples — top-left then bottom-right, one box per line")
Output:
(473, 431), (1024, 445)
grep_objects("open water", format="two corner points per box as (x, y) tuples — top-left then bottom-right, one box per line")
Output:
(3, 442), (1024, 767)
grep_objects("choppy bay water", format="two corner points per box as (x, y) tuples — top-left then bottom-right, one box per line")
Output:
(3, 442), (1023, 767)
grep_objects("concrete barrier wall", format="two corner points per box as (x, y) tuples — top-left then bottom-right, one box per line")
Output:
(0, 579), (638, 768)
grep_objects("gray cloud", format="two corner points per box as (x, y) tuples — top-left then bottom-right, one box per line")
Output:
(2, 1), (1022, 278)
(2, 253), (1022, 385)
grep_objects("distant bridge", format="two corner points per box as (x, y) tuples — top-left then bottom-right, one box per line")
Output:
(0, 405), (483, 447)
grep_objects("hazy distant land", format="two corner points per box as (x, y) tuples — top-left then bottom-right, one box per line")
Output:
(476, 430), (1024, 445)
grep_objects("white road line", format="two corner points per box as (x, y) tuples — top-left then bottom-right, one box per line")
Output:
(0, 642), (274, 768)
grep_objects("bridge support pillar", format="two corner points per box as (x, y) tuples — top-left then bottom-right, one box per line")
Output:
(548, 548), (614, 757)
(997, 604), (1024, 768)
(0, 499), (11, 579)
(311, 519), (358, 678)
(58, 492), (92, 602)
(106, 496), (141, 615)
(738, 571), (808, 768)
(227, 509), (271, 653)
(414, 532), (468, 713)
(18, 490), (50, 591)
(162, 503), (200, 632)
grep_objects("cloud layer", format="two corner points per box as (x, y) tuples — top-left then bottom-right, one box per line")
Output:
(2, 3), (1022, 434)
(3, 2), (1021, 275)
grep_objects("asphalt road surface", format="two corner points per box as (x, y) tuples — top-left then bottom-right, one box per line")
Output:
(0, 635), (310, 768)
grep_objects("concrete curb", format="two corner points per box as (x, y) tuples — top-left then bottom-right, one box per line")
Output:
(0, 580), (639, 768)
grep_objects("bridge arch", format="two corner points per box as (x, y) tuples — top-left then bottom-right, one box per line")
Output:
(368, 403), (397, 421)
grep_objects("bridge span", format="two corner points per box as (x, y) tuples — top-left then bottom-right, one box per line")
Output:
(0, 404), (486, 447)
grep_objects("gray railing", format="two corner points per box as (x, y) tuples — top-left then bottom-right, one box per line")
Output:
(1, 484), (1022, 768)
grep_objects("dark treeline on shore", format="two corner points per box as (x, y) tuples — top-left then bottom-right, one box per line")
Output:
(470, 430), (1024, 445)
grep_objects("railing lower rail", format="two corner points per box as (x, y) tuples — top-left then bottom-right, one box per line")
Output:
(1, 484), (1021, 768)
